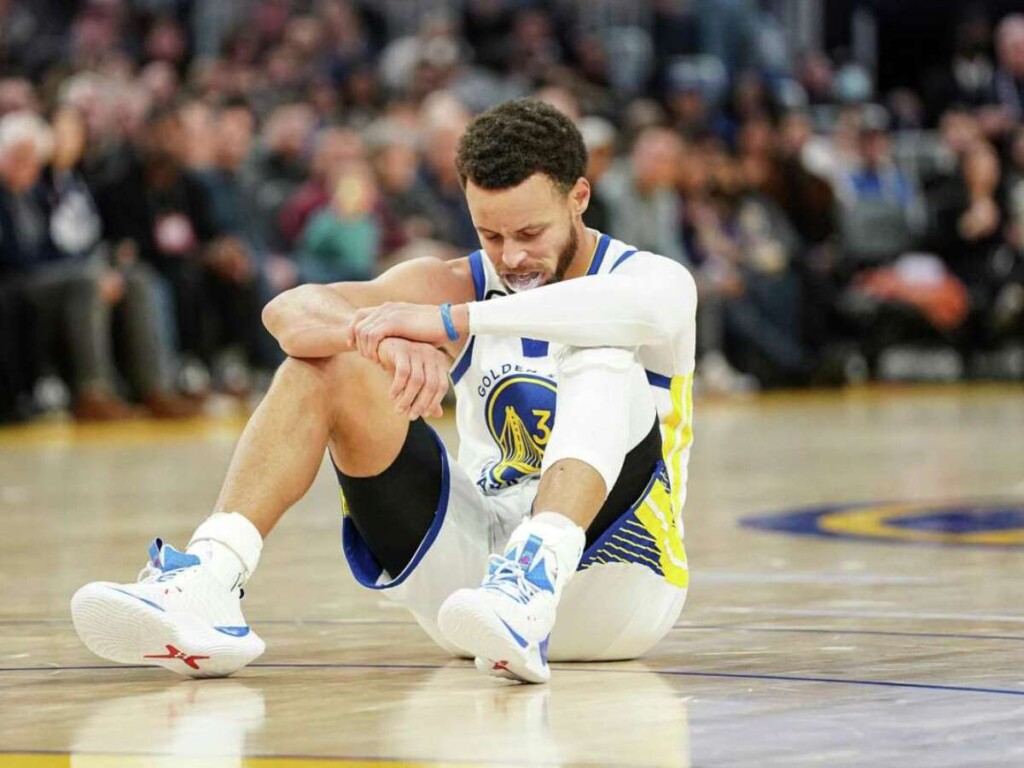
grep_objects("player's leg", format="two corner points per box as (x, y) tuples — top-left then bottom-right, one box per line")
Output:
(439, 346), (657, 682)
(71, 351), (419, 677)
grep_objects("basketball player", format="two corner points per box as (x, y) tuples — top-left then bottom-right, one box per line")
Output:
(72, 100), (697, 684)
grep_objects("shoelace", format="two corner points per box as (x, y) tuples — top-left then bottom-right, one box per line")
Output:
(483, 555), (542, 603)
(136, 563), (193, 583)
(135, 560), (244, 598)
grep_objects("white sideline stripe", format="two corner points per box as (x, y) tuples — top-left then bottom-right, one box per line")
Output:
(695, 570), (940, 586)
(711, 607), (1024, 624)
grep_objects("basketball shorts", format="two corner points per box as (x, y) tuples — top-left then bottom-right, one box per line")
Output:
(337, 424), (688, 662)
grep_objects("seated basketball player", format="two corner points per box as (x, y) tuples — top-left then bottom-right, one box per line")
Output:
(72, 100), (697, 684)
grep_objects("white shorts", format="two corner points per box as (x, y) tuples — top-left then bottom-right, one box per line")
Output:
(340, 428), (688, 661)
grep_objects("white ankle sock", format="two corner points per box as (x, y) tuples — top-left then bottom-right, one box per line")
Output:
(187, 512), (263, 591)
(531, 511), (582, 532)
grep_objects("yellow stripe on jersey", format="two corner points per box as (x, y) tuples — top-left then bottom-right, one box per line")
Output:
(636, 471), (689, 588)
(637, 372), (694, 589)
(663, 372), (694, 506)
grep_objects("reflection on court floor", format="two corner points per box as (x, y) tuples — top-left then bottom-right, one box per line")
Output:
(1, 387), (1023, 766)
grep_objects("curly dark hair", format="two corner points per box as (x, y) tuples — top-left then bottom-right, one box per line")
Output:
(455, 99), (587, 194)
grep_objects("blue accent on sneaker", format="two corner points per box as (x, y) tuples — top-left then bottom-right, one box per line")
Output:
(525, 559), (555, 594)
(515, 535), (544, 568)
(110, 587), (165, 612)
(148, 538), (163, 566)
(539, 634), (550, 664)
(159, 545), (200, 572)
(147, 538), (201, 573)
(499, 617), (529, 649)
(214, 625), (251, 637)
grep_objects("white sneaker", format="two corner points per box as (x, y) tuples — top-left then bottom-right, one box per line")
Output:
(438, 519), (584, 684)
(71, 538), (264, 678)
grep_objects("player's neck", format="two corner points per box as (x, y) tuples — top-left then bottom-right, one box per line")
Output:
(563, 226), (597, 281)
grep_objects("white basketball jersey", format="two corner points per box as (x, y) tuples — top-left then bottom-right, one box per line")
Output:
(449, 232), (696, 523)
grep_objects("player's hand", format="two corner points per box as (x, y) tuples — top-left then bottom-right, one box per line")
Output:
(349, 302), (451, 362)
(377, 337), (449, 420)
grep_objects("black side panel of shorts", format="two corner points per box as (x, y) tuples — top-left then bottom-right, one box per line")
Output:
(583, 419), (663, 548)
(334, 419), (443, 577)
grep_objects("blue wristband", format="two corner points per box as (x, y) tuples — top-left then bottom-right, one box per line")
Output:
(440, 302), (459, 341)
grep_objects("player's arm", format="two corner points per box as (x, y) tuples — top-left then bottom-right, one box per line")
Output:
(464, 254), (697, 347)
(349, 253), (696, 357)
(262, 257), (473, 359)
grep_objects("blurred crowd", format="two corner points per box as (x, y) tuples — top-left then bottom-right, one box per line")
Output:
(1, 0), (1024, 423)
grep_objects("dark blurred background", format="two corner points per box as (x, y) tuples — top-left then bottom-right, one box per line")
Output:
(0, 0), (1022, 424)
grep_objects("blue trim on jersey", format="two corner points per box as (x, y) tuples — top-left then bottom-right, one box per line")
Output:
(341, 426), (452, 591)
(450, 337), (475, 385)
(521, 338), (548, 358)
(110, 587), (165, 613)
(587, 233), (611, 276)
(469, 251), (486, 301)
(646, 370), (672, 389)
(610, 249), (638, 272)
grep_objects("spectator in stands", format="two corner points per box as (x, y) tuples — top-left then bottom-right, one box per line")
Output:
(195, 98), (288, 371)
(598, 126), (688, 266)
(924, 14), (995, 125)
(579, 116), (616, 235)
(248, 103), (317, 253)
(43, 106), (197, 418)
(928, 139), (1006, 314)
(96, 105), (266, 393)
(418, 94), (476, 250)
(695, 142), (811, 387)
(985, 14), (1024, 138)
(297, 158), (381, 284)
(278, 127), (364, 250)
(365, 120), (458, 265)
(0, 111), (136, 420)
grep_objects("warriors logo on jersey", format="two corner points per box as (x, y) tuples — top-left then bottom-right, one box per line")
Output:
(481, 374), (557, 491)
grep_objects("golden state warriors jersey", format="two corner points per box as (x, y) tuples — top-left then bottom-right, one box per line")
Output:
(449, 231), (697, 541)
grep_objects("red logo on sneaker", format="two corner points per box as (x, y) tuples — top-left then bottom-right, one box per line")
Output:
(493, 660), (510, 671)
(144, 644), (210, 670)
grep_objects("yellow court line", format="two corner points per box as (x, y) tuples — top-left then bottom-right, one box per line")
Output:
(0, 756), (500, 768)
(0, 415), (252, 449)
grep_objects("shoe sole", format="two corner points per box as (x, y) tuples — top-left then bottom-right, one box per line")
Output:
(438, 593), (549, 684)
(71, 583), (264, 678)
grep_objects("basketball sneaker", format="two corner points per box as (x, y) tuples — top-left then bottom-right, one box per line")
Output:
(437, 516), (585, 684)
(71, 538), (263, 678)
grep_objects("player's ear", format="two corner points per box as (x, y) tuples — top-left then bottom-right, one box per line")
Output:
(571, 177), (590, 216)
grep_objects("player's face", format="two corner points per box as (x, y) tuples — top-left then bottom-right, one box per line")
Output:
(466, 173), (587, 292)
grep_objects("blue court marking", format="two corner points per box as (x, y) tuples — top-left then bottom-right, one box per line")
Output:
(671, 624), (1024, 643)
(4, 660), (1023, 697)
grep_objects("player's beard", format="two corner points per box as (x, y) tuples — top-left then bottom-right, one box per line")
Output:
(551, 221), (578, 284)
(500, 219), (579, 292)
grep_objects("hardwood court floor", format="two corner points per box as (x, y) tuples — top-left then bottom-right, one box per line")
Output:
(1, 386), (1023, 767)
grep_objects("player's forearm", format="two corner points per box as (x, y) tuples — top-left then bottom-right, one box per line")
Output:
(461, 265), (697, 347)
(263, 284), (358, 358)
